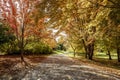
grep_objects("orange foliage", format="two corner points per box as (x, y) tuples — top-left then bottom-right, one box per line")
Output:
(0, 0), (42, 38)
(0, 0), (52, 42)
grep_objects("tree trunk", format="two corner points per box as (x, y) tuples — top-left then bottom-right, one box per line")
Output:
(20, 20), (28, 66)
(73, 48), (77, 57)
(21, 23), (25, 61)
(90, 44), (94, 60)
(21, 49), (24, 62)
(20, 40), (27, 65)
(69, 42), (77, 57)
(117, 48), (120, 62)
(107, 50), (112, 60)
(87, 44), (91, 59)
(74, 50), (76, 57)
(82, 39), (94, 60)
(87, 43), (94, 60)
(20, 46), (28, 66)
(82, 39), (88, 58)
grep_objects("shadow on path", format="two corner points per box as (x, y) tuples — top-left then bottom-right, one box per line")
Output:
(0, 54), (120, 80)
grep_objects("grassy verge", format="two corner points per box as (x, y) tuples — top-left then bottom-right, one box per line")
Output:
(63, 51), (120, 70)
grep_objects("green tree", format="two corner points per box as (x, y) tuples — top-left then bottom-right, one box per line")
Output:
(89, 0), (120, 61)
(0, 22), (15, 44)
(0, 21), (15, 53)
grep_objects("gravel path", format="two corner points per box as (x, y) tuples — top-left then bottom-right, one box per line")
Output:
(0, 54), (120, 80)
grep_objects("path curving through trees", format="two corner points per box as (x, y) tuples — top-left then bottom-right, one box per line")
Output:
(0, 54), (120, 80)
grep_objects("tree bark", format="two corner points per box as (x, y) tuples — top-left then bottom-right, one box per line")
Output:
(21, 48), (24, 62)
(20, 46), (28, 66)
(107, 50), (112, 60)
(73, 49), (76, 57)
(117, 48), (120, 62)
(69, 42), (77, 57)
(20, 17), (28, 66)
(82, 39), (88, 58)
(21, 23), (25, 61)
(87, 43), (94, 60)
(73, 48), (77, 57)
(82, 39), (94, 60)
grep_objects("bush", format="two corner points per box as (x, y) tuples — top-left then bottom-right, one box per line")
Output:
(0, 41), (53, 55)
(25, 42), (53, 55)
(0, 43), (20, 55)
(8, 47), (20, 55)
(0, 23), (15, 45)
(0, 22), (16, 55)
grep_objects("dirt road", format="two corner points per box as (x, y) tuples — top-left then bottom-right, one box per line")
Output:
(0, 54), (120, 80)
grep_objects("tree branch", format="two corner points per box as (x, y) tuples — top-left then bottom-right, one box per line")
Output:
(87, 0), (120, 9)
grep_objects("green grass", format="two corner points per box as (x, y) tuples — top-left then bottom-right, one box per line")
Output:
(94, 52), (117, 59)
(53, 50), (65, 54)
(62, 51), (120, 69)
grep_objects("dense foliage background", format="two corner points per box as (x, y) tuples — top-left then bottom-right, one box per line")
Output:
(0, 0), (120, 62)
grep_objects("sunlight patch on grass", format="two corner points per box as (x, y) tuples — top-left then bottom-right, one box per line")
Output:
(95, 52), (117, 59)
(0, 52), (7, 55)
(53, 50), (65, 54)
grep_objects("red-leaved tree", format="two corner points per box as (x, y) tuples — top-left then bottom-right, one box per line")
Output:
(0, 0), (41, 64)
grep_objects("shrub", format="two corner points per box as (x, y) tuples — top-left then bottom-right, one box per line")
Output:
(0, 43), (20, 55)
(25, 42), (53, 55)
(0, 22), (16, 55)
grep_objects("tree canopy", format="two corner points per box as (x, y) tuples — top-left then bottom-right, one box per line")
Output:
(0, 0), (120, 62)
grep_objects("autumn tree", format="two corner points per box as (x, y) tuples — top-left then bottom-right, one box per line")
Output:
(0, 0), (43, 64)
(61, 0), (98, 59)
(36, 0), (97, 59)
(88, 0), (120, 61)
(1, 0), (120, 62)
